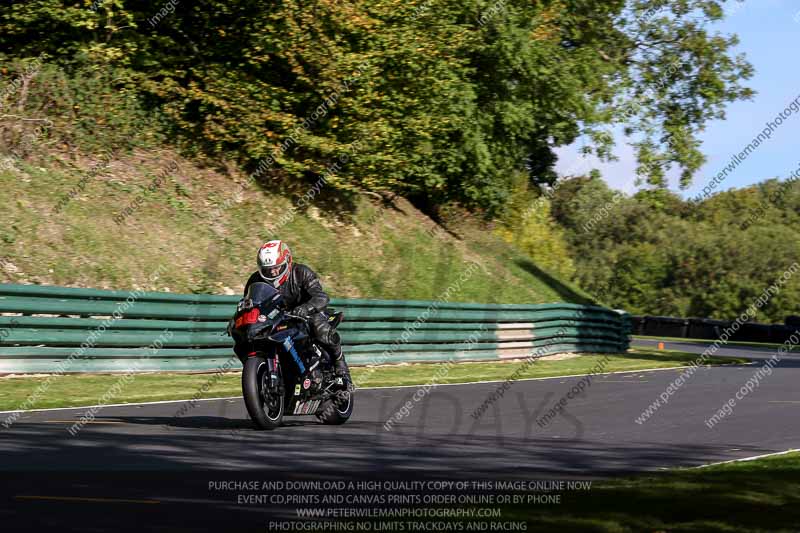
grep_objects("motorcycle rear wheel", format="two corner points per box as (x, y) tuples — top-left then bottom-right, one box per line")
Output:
(317, 390), (354, 425)
(243, 356), (284, 430)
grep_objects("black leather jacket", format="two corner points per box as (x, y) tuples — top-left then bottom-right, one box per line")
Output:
(243, 263), (330, 312)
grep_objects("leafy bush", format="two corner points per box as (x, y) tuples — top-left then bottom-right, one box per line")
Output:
(0, 58), (162, 156)
(496, 174), (576, 280)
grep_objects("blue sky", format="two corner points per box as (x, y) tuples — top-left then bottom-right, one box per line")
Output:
(555, 0), (800, 198)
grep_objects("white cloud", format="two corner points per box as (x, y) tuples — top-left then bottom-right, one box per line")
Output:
(555, 135), (689, 195)
(554, 142), (638, 194)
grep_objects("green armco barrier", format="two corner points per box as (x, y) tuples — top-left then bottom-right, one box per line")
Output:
(0, 316), (226, 331)
(0, 296), (232, 320)
(0, 283), (631, 373)
(0, 297), (624, 323)
(0, 316), (622, 335)
(0, 283), (236, 303)
(0, 325), (622, 347)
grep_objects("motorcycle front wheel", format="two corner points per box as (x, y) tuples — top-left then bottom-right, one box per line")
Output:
(243, 356), (284, 430)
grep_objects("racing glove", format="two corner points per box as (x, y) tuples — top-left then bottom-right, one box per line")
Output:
(291, 304), (316, 320)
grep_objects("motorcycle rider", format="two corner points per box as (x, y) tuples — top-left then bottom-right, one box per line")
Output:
(241, 240), (352, 388)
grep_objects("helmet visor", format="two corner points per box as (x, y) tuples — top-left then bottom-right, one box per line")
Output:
(259, 263), (286, 281)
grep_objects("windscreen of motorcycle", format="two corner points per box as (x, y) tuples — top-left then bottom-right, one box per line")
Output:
(244, 281), (282, 306)
(235, 282), (284, 332)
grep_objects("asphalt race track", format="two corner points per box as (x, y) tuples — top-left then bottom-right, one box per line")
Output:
(1, 340), (798, 531)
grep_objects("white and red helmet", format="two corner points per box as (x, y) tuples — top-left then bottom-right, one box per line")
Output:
(257, 240), (292, 287)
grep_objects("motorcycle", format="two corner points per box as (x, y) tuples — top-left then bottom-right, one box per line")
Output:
(228, 281), (353, 430)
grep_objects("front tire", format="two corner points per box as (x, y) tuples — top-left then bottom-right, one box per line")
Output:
(243, 356), (284, 430)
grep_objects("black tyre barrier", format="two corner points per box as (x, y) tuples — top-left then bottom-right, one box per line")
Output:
(785, 315), (800, 328)
(641, 316), (689, 338)
(635, 315), (799, 344)
(686, 318), (728, 340)
(771, 325), (798, 344)
(734, 322), (772, 343)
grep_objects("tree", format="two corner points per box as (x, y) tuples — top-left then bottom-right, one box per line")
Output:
(0, 1), (754, 214)
(550, 174), (800, 322)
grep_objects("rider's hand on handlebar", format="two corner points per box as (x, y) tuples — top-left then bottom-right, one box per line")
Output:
(291, 304), (315, 320)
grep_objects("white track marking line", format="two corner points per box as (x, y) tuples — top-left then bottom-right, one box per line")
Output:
(692, 449), (800, 469)
(0, 364), (707, 415)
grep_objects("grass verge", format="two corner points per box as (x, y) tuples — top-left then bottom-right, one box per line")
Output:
(515, 451), (800, 532)
(0, 349), (745, 412)
(0, 149), (591, 305)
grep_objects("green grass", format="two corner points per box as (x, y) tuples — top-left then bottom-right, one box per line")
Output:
(0, 349), (744, 411)
(351, 348), (743, 388)
(513, 452), (800, 532)
(0, 148), (589, 304)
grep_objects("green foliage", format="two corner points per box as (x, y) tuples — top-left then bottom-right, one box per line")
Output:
(497, 175), (576, 280)
(1, 0), (772, 320)
(551, 176), (800, 322)
(615, 1), (755, 187)
(0, 0), (752, 213)
(0, 58), (162, 156)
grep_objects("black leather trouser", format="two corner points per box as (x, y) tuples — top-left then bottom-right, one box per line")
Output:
(307, 311), (343, 361)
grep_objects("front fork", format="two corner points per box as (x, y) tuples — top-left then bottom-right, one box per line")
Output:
(267, 356), (280, 387)
(262, 354), (283, 401)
